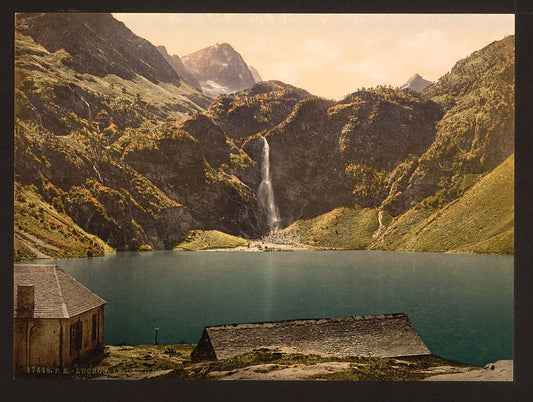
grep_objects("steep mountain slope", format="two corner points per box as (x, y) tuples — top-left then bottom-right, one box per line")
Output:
(281, 36), (514, 254)
(14, 182), (114, 260)
(284, 153), (513, 254)
(400, 74), (433, 92)
(182, 43), (258, 97)
(240, 88), (444, 227)
(14, 14), (514, 258)
(384, 35), (514, 216)
(15, 13), (210, 137)
(156, 45), (202, 90)
(18, 13), (181, 85)
(372, 153), (514, 254)
(113, 115), (266, 238)
(14, 13), (248, 257)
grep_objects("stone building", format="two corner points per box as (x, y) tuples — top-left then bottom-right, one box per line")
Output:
(13, 264), (106, 372)
(191, 313), (431, 361)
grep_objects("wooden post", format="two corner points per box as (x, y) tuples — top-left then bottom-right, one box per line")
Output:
(154, 327), (159, 345)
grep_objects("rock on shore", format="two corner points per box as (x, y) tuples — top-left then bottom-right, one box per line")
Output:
(423, 360), (513, 381)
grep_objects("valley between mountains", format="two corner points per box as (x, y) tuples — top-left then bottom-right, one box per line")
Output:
(14, 13), (514, 260)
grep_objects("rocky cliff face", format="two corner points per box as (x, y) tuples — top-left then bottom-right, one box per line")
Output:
(182, 43), (258, 97)
(243, 88), (444, 226)
(14, 13), (514, 258)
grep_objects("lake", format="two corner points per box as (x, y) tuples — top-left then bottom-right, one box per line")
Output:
(29, 250), (513, 367)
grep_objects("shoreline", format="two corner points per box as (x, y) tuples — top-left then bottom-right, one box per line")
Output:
(18, 343), (512, 381)
(202, 241), (319, 252)
(15, 245), (514, 261)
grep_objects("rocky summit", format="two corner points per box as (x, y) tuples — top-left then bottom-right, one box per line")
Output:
(181, 43), (260, 97)
(14, 13), (514, 259)
(400, 73), (433, 92)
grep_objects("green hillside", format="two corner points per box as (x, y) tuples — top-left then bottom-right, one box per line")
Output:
(284, 154), (512, 255)
(283, 206), (391, 249)
(385, 35), (515, 216)
(373, 154), (514, 254)
(14, 182), (114, 260)
(174, 230), (250, 251)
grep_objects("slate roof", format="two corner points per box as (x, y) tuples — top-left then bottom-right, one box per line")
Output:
(14, 264), (106, 319)
(195, 313), (431, 360)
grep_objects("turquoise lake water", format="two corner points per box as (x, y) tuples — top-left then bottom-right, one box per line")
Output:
(30, 250), (513, 366)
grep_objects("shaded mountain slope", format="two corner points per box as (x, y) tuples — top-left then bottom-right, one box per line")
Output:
(114, 115), (266, 238)
(14, 13), (240, 256)
(18, 13), (181, 85)
(156, 45), (202, 90)
(15, 14), (210, 137)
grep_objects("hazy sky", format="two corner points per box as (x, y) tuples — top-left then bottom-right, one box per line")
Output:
(114, 14), (513, 100)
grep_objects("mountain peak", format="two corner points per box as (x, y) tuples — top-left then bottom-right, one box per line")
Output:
(182, 43), (257, 98)
(400, 74), (433, 92)
(214, 43), (234, 50)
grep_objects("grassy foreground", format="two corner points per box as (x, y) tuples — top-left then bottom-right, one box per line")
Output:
(38, 344), (476, 381)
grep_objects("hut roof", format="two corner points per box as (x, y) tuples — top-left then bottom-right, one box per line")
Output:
(193, 313), (431, 361)
(14, 264), (106, 319)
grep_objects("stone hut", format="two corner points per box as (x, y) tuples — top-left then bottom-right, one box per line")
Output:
(13, 264), (106, 372)
(191, 313), (430, 362)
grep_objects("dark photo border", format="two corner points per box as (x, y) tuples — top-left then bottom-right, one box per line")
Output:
(2, 0), (530, 401)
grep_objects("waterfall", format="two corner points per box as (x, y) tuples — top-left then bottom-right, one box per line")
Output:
(373, 209), (386, 238)
(81, 97), (92, 121)
(258, 136), (280, 232)
(92, 164), (103, 184)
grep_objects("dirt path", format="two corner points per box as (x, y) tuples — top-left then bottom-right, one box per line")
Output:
(15, 233), (52, 259)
